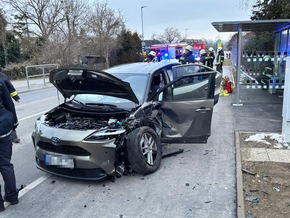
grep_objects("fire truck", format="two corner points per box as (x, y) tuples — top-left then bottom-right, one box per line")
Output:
(149, 43), (189, 60)
(191, 43), (207, 59)
(148, 42), (206, 61)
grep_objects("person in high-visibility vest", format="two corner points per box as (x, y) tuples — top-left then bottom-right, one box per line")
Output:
(144, 51), (157, 63)
(179, 45), (195, 64)
(0, 68), (21, 143)
(216, 47), (224, 73)
(256, 55), (274, 88)
(208, 47), (215, 69)
(0, 76), (19, 212)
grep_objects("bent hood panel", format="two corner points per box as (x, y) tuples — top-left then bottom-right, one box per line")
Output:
(49, 68), (139, 104)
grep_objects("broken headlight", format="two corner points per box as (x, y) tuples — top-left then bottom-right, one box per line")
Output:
(84, 129), (126, 142)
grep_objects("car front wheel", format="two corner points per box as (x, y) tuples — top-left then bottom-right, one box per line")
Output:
(126, 126), (162, 174)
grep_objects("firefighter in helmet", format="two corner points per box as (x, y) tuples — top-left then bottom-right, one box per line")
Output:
(179, 45), (195, 64)
(144, 51), (157, 62)
(216, 47), (224, 73)
(256, 55), (274, 88)
(208, 47), (215, 68)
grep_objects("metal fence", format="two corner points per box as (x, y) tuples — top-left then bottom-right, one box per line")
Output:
(25, 64), (59, 89)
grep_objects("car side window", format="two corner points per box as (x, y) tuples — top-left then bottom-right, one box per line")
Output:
(149, 71), (166, 100)
(163, 74), (210, 101)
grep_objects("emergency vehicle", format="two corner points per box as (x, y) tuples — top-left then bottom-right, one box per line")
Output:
(149, 43), (189, 60)
(192, 43), (207, 59)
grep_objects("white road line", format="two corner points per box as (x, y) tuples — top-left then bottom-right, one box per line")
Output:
(18, 111), (47, 122)
(4, 173), (51, 208)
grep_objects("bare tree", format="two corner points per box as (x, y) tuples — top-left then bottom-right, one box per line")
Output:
(86, 1), (125, 67)
(0, 10), (8, 66)
(240, 0), (257, 9)
(53, 0), (88, 65)
(6, 0), (64, 40)
(158, 27), (181, 44)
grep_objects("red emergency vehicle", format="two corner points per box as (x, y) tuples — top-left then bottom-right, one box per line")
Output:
(192, 43), (207, 59)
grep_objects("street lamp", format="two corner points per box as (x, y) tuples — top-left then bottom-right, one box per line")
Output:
(141, 6), (147, 55)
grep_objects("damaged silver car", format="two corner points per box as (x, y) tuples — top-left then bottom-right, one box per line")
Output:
(32, 62), (221, 180)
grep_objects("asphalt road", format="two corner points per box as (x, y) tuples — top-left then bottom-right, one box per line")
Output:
(0, 86), (237, 218)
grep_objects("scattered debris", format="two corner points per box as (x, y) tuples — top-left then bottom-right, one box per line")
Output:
(242, 168), (256, 175)
(261, 190), (270, 195)
(84, 205), (87, 208)
(205, 201), (212, 204)
(250, 189), (259, 192)
(162, 149), (184, 158)
(185, 183), (190, 186)
(192, 186), (196, 190)
(51, 180), (55, 184)
(273, 187), (280, 192)
(203, 150), (210, 155)
(247, 210), (253, 218)
(203, 149), (217, 156)
(245, 197), (259, 203)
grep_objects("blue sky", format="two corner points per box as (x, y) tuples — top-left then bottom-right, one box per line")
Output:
(104, 0), (254, 41)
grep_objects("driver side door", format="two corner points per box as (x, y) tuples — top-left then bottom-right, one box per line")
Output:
(152, 67), (219, 143)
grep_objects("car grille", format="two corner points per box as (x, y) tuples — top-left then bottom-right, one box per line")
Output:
(38, 141), (91, 156)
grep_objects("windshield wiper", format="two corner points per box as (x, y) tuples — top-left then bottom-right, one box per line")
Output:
(72, 99), (87, 107)
(85, 103), (117, 107)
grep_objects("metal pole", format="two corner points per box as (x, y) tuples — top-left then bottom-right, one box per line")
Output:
(185, 29), (188, 39)
(25, 66), (30, 89)
(233, 25), (243, 106)
(42, 67), (46, 86)
(141, 6), (146, 54)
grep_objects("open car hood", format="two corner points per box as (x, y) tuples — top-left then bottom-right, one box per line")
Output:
(49, 68), (139, 104)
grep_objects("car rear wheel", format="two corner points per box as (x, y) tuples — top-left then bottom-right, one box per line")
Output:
(126, 126), (162, 174)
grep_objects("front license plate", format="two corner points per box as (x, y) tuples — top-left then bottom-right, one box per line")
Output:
(44, 154), (74, 168)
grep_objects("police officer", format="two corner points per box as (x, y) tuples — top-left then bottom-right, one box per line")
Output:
(144, 51), (157, 62)
(0, 68), (21, 143)
(0, 77), (19, 212)
(216, 47), (225, 73)
(179, 45), (195, 64)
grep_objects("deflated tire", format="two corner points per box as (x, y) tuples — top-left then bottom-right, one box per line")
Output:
(126, 126), (162, 174)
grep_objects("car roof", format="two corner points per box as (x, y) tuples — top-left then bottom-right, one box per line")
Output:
(104, 60), (180, 75)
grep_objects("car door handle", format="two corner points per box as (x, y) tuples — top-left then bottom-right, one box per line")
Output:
(196, 107), (212, 112)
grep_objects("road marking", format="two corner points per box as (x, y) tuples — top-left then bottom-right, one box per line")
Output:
(18, 111), (47, 122)
(4, 173), (51, 208)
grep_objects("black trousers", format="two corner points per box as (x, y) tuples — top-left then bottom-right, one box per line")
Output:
(0, 136), (18, 200)
(216, 64), (223, 73)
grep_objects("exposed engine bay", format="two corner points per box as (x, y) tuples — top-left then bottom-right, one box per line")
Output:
(44, 106), (129, 130)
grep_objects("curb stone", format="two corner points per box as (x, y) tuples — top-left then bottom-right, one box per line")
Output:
(235, 131), (246, 218)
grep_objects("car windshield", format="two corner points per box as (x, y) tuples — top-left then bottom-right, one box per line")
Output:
(74, 73), (149, 109)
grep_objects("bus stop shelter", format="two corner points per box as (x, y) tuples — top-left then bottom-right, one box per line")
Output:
(211, 19), (290, 141)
